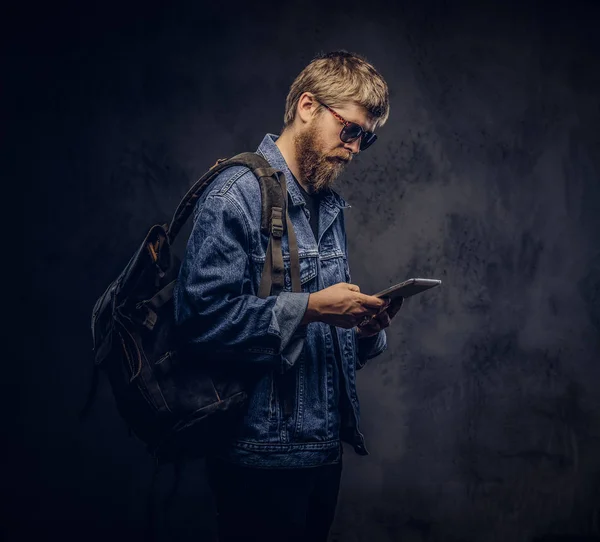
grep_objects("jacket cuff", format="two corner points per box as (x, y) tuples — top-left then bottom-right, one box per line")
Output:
(355, 329), (387, 370)
(272, 292), (310, 373)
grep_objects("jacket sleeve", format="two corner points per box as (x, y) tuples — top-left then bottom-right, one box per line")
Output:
(354, 329), (388, 370)
(174, 190), (309, 373)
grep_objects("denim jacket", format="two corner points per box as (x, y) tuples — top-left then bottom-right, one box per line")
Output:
(174, 134), (387, 468)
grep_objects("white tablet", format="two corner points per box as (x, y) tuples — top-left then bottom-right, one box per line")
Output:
(373, 278), (442, 300)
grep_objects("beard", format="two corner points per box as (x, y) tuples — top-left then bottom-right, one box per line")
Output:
(293, 123), (350, 193)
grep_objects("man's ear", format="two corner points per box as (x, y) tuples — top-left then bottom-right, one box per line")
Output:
(296, 92), (319, 125)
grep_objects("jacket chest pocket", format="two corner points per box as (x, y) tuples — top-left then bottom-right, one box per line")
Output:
(323, 254), (350, 285)
(283, 256), (318, 292)
(250, 254), (318, 294)
(342, 256), (351, 283)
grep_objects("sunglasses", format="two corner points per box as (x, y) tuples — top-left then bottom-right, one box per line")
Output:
(316, 100), (378, 151)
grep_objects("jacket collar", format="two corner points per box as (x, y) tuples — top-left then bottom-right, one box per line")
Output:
(256, 133), (351, 210)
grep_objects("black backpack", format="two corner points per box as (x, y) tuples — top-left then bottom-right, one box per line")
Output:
(82, 152), (302, 465)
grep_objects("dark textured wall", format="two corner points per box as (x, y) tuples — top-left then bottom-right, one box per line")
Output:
(11, 1), (600, 541)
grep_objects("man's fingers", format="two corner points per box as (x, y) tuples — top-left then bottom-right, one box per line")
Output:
(378, 298), (392, 314)
(358, 293), (388, 311)
(378, 312), (391, 328)
(360, 317), (382, 333)
(388, 296), (404, 317)
(346, 283), (361, 293)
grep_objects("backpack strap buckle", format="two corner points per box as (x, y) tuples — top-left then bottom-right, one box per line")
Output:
(271, 207), (284, 238)
(142, 307), (158, 331)
(135, 302), (158, 331)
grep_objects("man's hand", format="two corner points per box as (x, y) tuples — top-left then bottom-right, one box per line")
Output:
(301, 283), (389, 328)
(355, 295), (404, 339)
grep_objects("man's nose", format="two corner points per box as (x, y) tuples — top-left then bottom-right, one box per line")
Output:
(343, 137), (361, 155)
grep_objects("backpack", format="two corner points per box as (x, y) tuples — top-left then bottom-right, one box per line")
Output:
(82, 151), (302, 466)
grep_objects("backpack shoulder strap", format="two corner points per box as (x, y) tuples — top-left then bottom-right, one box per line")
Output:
(166, 152), (301, 297)
(255, 167), (301, 298)
(167, 152), (270, 242)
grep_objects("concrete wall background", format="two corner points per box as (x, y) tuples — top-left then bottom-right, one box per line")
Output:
(11, 1), (600, 541)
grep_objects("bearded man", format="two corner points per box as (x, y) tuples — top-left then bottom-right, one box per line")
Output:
(174, 50), (404, 542)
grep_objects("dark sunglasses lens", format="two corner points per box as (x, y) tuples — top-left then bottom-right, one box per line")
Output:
(360, 133), (377, 151)
(340, 123), (363, 142)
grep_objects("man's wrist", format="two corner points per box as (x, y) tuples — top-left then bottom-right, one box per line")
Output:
(300, 293), (321, 325)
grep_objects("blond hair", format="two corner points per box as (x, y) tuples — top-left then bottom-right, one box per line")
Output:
(282, 50), (390, 131)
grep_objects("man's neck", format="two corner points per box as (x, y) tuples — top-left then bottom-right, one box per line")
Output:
(274, 130), (315, 194)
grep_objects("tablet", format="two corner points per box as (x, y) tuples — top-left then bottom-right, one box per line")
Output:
(373, 278), (442, 300)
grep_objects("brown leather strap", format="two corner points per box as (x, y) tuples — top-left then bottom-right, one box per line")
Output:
(253, 167), (280, 182)
(168, 152), (273, 243)
(279, 174), (301, 293)
(258, 206), (284, 298)
(257, 170), (301, 298)
(270, 206), (285, 295)
(147, 280), (176, 310)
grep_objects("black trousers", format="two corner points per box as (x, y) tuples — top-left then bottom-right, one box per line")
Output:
(205, 455), (343, 542)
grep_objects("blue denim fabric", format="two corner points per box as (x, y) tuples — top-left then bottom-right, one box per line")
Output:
(174, 134), (387, 468)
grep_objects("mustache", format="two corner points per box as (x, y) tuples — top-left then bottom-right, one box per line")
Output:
(331, 153), (352, 162)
